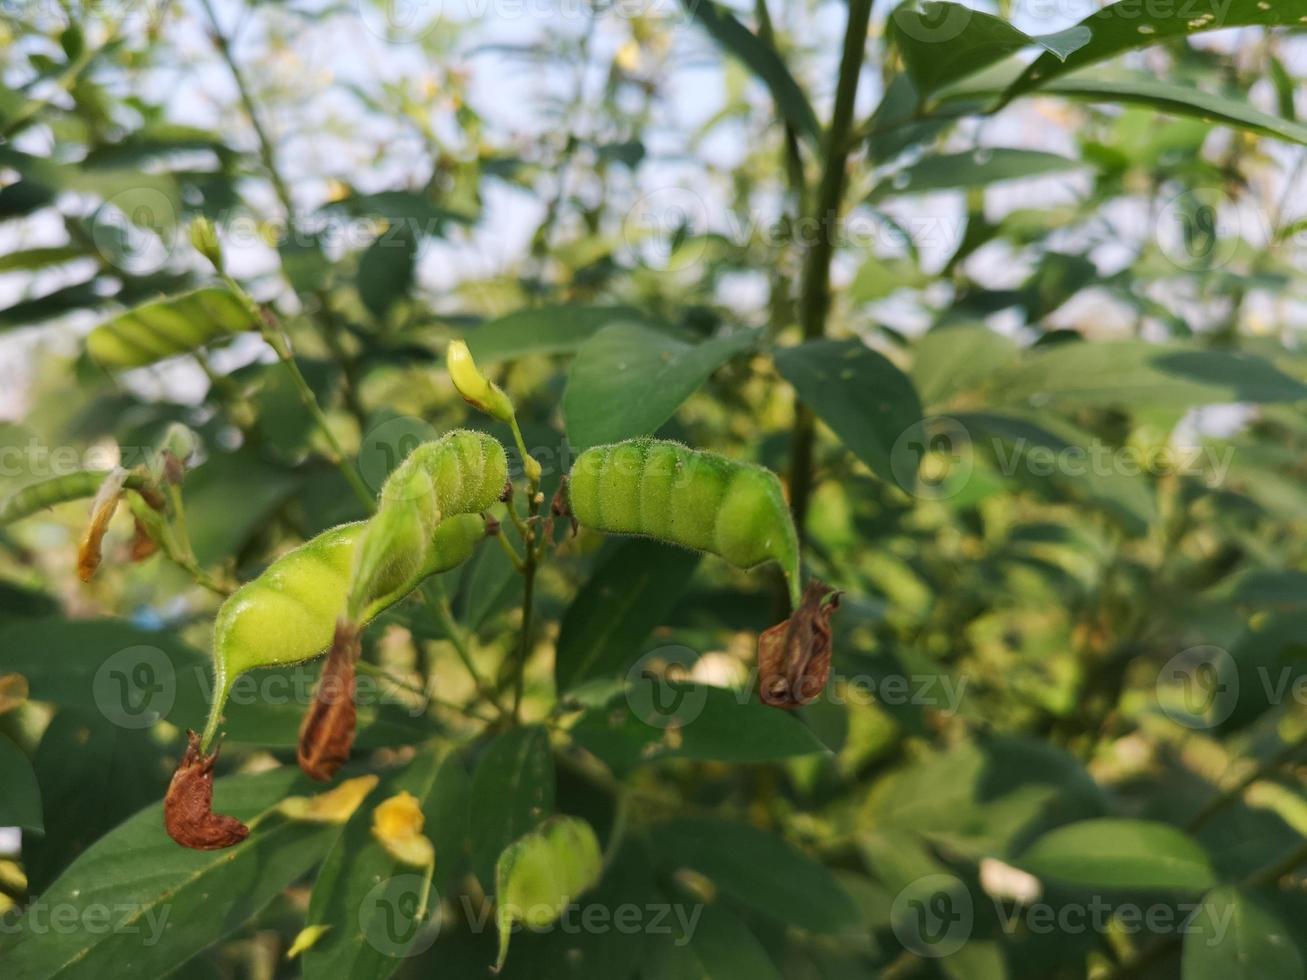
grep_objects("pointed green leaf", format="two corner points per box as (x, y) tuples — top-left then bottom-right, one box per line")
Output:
(1018, 819), (1217, 892)
(86, 287), (259, 369)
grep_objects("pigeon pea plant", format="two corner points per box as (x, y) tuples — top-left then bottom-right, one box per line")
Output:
(2, 1), (1307, 979)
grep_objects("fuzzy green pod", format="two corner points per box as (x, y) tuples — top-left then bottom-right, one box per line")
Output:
(200, 513), (484, 749)
(346, 430), (508, 620)
(494, 816), (603, 971)
(568, 438), (801, 607)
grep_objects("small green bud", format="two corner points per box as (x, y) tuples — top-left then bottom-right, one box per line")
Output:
(190, 217), (224, 270)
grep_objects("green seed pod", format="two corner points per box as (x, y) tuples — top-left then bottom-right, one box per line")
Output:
(568, 438), (801, 607)
(0, 470), (154, 528)
(494, 816), (603, 971)
(200, 513), (484, 750)
(346, 430), (508, 620)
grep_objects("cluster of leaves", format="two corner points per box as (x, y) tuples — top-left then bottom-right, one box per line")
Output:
(1, 1), (1306, 978)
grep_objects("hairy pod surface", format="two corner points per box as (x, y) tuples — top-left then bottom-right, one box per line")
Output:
(201, 513), (484, 750)
(347, 429), (508, 619)
(568, 438), (800, 606)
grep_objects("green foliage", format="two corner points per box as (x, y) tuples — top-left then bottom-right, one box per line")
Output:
(1, 1), (1306, 978)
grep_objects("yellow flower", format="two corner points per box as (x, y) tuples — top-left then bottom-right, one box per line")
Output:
(371, 791), (435, 868)
(614, 40), (641, 73)
(278, 774), (379, 823)
(446, 340), (516, 424)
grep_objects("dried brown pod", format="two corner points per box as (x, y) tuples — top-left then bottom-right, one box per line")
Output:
(757, 579), (841, 709)
(297, 620), (359, 781)
(163, 731), (249, 850)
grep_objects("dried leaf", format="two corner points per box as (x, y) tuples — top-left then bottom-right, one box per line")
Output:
(757, 579), (840, 709)
(163, 730), (250, 850)
(297, 621), (358, 781)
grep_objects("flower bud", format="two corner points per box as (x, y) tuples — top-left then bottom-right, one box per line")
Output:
(189, 217), (223, 270)
(447, 340), (515, 423)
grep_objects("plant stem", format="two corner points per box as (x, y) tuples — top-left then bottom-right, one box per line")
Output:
(511, 490), (543, 722)
(354, 659), (495, 724)
(199, 0), (368, 427)
(1187, 729), (1307, 832)
(785, 0), (873, 539)
(421, 584), (505, 716)
(262, 324), (377, 513)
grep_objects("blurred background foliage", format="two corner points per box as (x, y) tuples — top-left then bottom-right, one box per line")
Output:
(1, 0), (1307, 978)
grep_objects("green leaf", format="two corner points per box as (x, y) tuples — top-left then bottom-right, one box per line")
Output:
(1018, 819), (1217, 892)
(0, 246), (84, 272)
(468, 725), (554, 893)
(303, 747), (469, 979)
(182, 447), (305, 566)
(1020, 75), (1307, 147)
(22, 710), (172, 893)
(1006, 0), (1307, 100)
(358, 224), (418, 320)
(911, 325), (1017, 408)
(554, 539), (700, 693)
(990, 341), (1307, 412)
(1, 767), (341, 980)
(678, 0), (820, 146)
(773, 339), (923, 485)
(0, 617), (209, 729)
(569, 682), (828, 771)
(1183, 887), (1306, 980)
(643, 901), (782, 980)
(870, 148), (1084, 201)
(865, 738), (1107, 856)
(957, 411), (1158, 533)
(0, 730), (41, 831)
(889, 2), (1089, 97)
(85, 287), (259, 368)
(648, 817), (859, 934)
(564, 323), (757, 451)
(465, 306), (663, 363)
